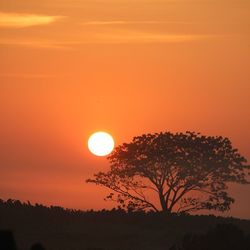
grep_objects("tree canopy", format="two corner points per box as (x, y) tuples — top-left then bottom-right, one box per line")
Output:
(87, 132), (249, 213)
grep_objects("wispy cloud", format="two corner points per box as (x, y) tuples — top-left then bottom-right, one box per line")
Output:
(0, 32), (212, 49)
(0, 27), (215, 49)
(0, 73), (60, 78)
(92, 31), (211, 44)
(82, 20), (192, 26)
(0, 12), (64, 28)
(0, 38), (70, 49)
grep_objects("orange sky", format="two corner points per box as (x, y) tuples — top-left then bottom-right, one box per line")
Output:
(0, 0), (249, 218)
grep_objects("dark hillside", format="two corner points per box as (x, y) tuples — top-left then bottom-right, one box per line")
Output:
(1, 199), (250, 250)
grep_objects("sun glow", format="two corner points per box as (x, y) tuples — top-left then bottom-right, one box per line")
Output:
(88, 132), (115, 157)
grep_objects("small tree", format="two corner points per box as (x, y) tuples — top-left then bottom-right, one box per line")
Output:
(87, 132), (249, 213)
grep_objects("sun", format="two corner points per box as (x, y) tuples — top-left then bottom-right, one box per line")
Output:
(88, 131), (115, 156)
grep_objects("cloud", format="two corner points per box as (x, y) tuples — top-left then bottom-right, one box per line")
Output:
(0, 32), (212, 49)
(82, 20), (192, 26)
(0, 38), (70, 49)
(92, 31), (211, 44)
(0, 73), (60, 78)
(0, 12), (64, 28)
(83, 21), (162, 25)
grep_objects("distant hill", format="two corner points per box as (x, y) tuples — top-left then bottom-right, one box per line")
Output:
(1, 198), (250, 250)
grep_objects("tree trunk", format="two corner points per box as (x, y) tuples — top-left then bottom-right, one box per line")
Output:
(159, 190), (168, 211)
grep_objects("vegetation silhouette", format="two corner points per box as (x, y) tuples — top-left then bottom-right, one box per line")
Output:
(87, 131), (249, 213)
(30, 243), (46, 250)
(1, 199), (250, 250)
(0, 230), (17, 250)
(169, 223), (250, 250)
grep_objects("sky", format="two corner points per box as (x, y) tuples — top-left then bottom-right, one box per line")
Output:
(0, 0), (249, 218)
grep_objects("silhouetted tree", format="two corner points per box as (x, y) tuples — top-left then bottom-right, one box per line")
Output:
(87, 132), (249, 213)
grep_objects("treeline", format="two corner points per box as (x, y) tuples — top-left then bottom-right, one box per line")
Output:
(1, 198), (250, 224)
(0, 198), (138, 216)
